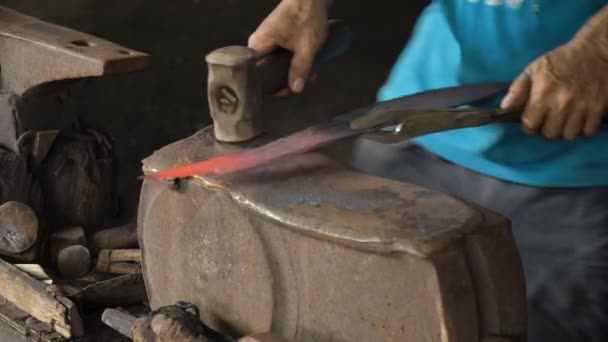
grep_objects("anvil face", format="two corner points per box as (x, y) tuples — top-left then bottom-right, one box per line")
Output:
(138, 127), (527, 342)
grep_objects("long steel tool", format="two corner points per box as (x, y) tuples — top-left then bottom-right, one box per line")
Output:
(145, 83), (513, 179)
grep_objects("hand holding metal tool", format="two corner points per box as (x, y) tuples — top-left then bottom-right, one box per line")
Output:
(350, 107), (521, 144)
(146, 83), (516, 179)
(206, 19), (352, 142)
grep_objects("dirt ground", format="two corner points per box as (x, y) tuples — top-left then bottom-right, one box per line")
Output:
(0, 0), (426, 217)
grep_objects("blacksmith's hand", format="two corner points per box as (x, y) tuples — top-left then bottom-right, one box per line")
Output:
(248, 0), (329, 95)
(501, 6), (608, 140)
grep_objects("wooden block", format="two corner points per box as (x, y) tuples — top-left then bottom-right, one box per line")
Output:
(91, 223), (138, 253)
(0, 258), (83, 338)
(97, 249), (141, 275)
(50, 227), (91, 279)
(13, 264), (53, 284)
(56, 245), (91, 279)
(0, 295), (66, 341)
(104, 249), (141, 263)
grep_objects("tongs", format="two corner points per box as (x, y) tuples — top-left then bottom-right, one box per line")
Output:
(146, 83), (518, 179)
(350, 107), (520, 144)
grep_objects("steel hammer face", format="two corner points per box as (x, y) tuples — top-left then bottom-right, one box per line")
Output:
(205, 20), (352, 143)
(206, 46), (263, 143)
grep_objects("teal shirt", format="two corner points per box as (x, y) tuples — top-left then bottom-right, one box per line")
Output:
(378, 0), (607, 187)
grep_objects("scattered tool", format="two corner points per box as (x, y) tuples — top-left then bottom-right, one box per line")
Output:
(145, 17), (516, 180)
(147, 18), (516, 181)
(97, 248), (142, 275)
(102, 307), (138, 339)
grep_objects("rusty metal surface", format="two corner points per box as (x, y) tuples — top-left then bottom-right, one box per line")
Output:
(0, 6), (149, 96)
(138, 127), (527, 341)
(139, 179), (275, 336)
(464, 217), (528, 337)
(141, 127), (483, 256)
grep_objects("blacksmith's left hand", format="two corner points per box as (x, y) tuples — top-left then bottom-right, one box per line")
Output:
(501, 35), (608, 140)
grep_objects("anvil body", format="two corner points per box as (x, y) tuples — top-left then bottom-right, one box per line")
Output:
(138, 126), (527, 342)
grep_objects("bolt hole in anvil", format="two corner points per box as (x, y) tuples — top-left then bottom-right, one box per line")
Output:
(70, 39), (92, 47)
(68, 40), (133, 55)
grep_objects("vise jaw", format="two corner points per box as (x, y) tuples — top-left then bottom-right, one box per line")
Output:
(138, 127), (528, 342)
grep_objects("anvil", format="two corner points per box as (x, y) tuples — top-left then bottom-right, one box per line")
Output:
(137, 20), (527, 342)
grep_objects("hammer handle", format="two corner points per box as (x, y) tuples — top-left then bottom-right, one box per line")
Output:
(257, 19), (352, 95)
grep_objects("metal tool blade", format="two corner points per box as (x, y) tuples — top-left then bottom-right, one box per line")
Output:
(146, 83), (510, 179)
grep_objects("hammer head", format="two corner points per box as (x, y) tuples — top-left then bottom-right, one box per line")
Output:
(205, 46), (262, 143)
(205, 20), (352, 143)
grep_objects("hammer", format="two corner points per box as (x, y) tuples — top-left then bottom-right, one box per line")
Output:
(205, 20), (351, 143)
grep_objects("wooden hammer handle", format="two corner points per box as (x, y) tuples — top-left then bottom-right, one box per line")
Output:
(97, 249), (142, 274)
(257, 19), (351, 95)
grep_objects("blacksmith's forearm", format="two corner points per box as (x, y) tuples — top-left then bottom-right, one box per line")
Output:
(283, 0), (333, 9)
(575, 4), (608, 58)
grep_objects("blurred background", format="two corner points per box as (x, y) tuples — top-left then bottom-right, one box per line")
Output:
(0, 0), (427, 217)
